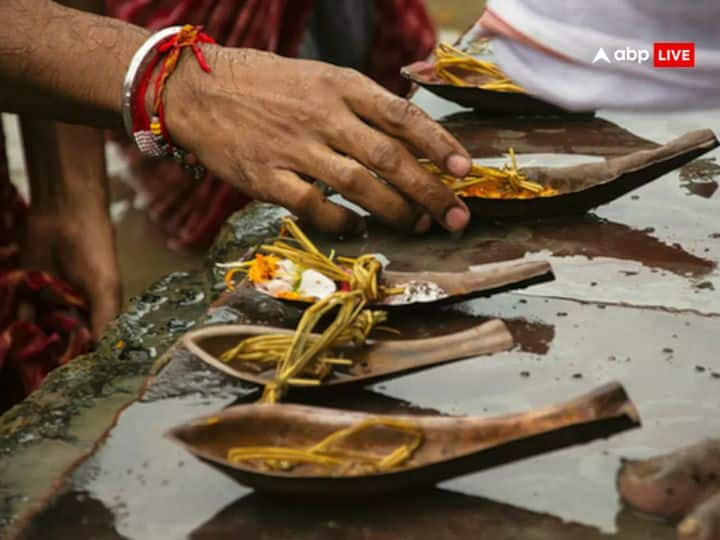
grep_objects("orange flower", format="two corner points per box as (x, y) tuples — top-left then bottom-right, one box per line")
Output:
(276, 291), (313, 302)
(247, 254), (280, 284)
(277, 290), (301, 300)
(223, 268), (243, 290)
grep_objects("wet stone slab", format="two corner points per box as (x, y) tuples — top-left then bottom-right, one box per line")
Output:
(2, 94), (719, 539)
(12, 292), (720, 539)
(0, 204), (286, 534)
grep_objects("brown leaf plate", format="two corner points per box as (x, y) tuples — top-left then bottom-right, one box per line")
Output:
(166, 382), (640, 496)
(402, 58), (589, 116)
(223, 259), (554, 309)
(463, 129), (718, 220)
(182, 320), (513, 390)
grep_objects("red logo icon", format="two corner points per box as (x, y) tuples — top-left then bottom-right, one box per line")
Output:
(653, 42), (695, 68)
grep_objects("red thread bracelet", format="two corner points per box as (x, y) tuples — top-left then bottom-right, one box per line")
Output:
(130, 25), (215, 177)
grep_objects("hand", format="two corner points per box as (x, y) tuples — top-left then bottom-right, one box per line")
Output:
(21, 207), (121, 339)
(165, 47), (473, 235)
(19, 120), (121, 339)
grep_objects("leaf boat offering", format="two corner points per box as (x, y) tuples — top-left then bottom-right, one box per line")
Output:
(420, 147), (559, 200)
(214, 218), (403, 403)
(402, 41), (585, 116)
(218, 217), (553, 307)
(432, 42), (525, 93)
(219, 218), (400, 303)
(166, 382), (640, 496)
(426, 130), (718, 220)
(226, 417), (423, 476)
(183, 320), (514, 392)
(211, 220), (549, 403)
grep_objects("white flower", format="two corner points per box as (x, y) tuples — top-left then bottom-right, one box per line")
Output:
(275, 259), (299, 281)
(259, 279), (293, 297)
(297, 269), (337, 300)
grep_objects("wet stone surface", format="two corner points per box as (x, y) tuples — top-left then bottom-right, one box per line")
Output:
(140, 347), (253, 404)
(0, 204), (286, 533)
(2, 94), (720, 539)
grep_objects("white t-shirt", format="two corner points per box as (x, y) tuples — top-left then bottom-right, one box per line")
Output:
(476, 0), (720, 111)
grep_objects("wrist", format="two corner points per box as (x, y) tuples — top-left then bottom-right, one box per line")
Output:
(123, 26), (214, 178)
(160, 43), (217, 153)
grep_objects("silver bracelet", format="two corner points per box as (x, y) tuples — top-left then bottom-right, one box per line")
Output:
(121, 26), (182, 141)
(120, 27), (206, 180)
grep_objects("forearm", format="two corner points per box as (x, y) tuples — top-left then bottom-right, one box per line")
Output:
(3, 0), (475, 236)
(20, 118), (108, 212)
(0, 0), (148, 127)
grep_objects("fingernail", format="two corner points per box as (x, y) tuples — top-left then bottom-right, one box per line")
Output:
(414, 213), (432, 234)
(677, 516), (700, 538)
(446, 153), (472, 177)
(444, 206), (469, 231)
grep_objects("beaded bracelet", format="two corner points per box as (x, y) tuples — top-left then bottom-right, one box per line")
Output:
(121, 25), (215, 179)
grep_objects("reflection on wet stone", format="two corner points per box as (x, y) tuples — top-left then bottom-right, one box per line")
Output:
(190, 489), (675, 540)
(19, 490), (126, 540)
(440, 115), (657, 158)
(326, 214), (715, 281)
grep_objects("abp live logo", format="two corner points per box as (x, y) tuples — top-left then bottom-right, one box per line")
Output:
(592, 42), (694, 68)
(654, 42), (694, 68)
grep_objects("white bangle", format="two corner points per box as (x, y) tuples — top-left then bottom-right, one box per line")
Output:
(120, 26), (206, 179)
(121, 26), (183, 139)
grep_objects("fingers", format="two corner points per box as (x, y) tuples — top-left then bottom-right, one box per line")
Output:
(342, 73), (472, 178)
(617, 439), (720, 520)
(265, 169), (365, 236)
(329, 118), (470, 232)
(298, 146), (426, 233)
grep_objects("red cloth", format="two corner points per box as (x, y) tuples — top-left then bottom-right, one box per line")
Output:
(0, 129), (93, 413)
(106, 0), (436, 249)
(369, 0), (437, 95)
